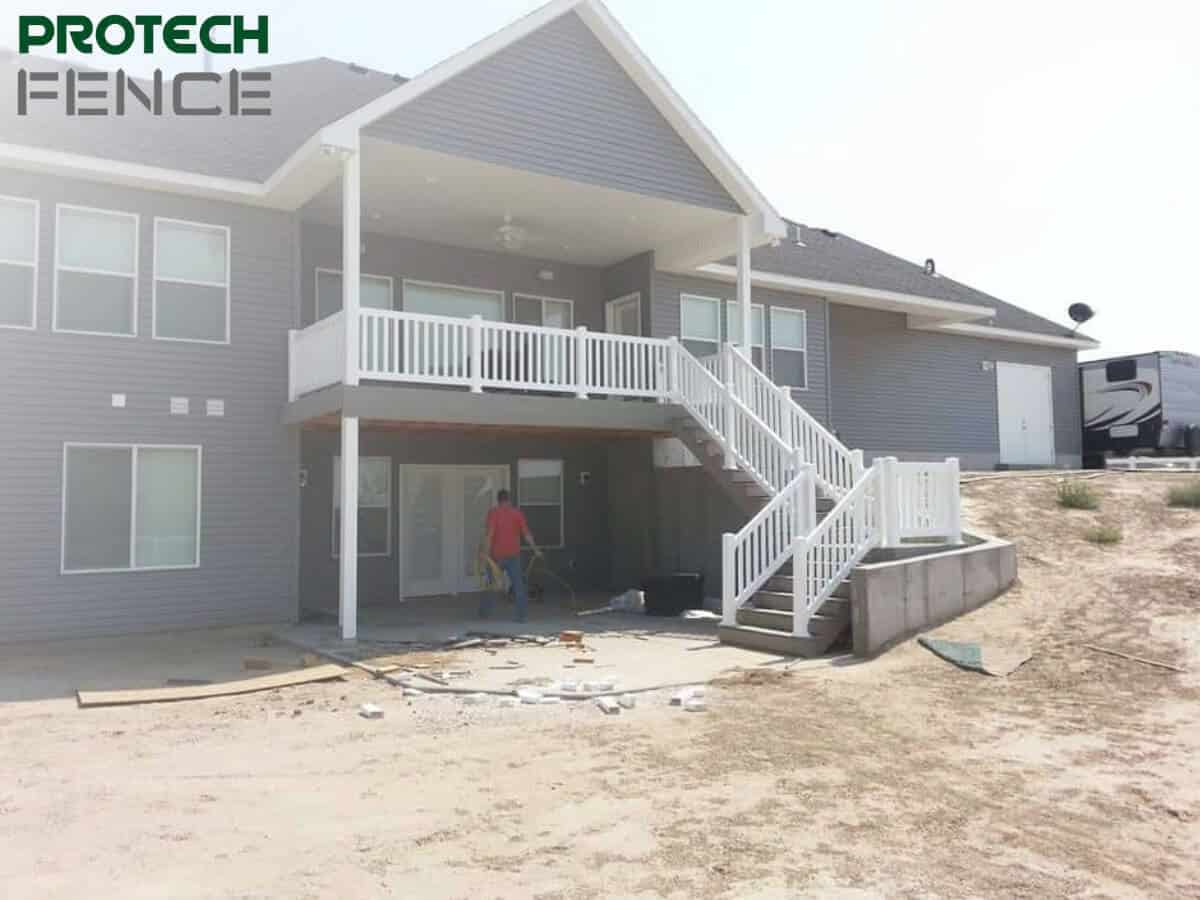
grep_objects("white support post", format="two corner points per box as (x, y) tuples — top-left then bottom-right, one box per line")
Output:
(945, 457), (962, 544)
(339, 415), (359, 641)
(287, 329), (297, 403)
(721, 344), (736, 470)
(736, 215), (752, 356)
(880, 456), (901, 548)
(341, 147), (361, 387)
(792, 534), (808, 637)
(574, 326), (589, 398)
(850, 448), (865, 481)
(800, 461), (817, 533)
(469, 315), (484, 393)
(721, 532), (736, 626)
(665, 337), (680, 403)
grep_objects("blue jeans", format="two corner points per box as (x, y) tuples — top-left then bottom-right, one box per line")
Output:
(480, 555), (528, 622)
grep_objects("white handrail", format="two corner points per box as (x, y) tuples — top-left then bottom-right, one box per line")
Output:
(721, 459), (815, 626)
(722, 345), (861, 499)
(673, 343), (799, 495)
(793, 464), (883, 634)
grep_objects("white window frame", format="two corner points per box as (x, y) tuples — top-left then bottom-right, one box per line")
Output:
(770, 307), (809, 391)
(517, 458), (565, 550)
(513, 292), (575, 330)
(604, 291), (642, 335)
(60, 442), (202, 575)
(0, 194), (39, 331)
(401, 278), (505, 320)
(152, 216), (231, 345)
(679, 293), (722, 355)
(331, 455), (393, 559)
(52, 203), (140, 338)
(723, 301), (765, 349)
(315, 267), (394, 321)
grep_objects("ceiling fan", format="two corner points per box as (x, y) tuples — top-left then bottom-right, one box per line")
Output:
(493, 213), (529, 252)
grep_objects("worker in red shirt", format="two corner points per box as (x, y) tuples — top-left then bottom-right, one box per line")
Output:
(482, 489), (541, 622)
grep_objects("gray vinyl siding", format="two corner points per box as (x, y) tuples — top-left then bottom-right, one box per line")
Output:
(299, 430), (644, 612)
(0, 169), (300, 642)
(829, 305), (1082, 469)
(365, 12), (740, 214)
(650, 271), (831, 426)
(603, 251), (655, 337)
(301, 224), (610, 329)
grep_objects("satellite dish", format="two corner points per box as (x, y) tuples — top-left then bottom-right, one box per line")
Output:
(1068, 302), (1094, 325)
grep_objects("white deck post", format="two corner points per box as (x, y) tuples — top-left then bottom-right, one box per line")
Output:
(945, 457), (962, 544)
(339, 415), (359, 641)
(469, 315), (484, 393)
(736, 215), (752, 357)
(721, 344), (736, 470)
(574, 326), (589, 398)
(721, 532), (736, 626)
(341, 145), (361, 388)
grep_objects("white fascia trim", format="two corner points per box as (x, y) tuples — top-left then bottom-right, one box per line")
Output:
(694, 263), (996, 323)
(910, 318), (1100, 350)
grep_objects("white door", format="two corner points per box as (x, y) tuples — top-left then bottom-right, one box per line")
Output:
(996, 362), (1055, 465)
(401, 465), (509, 597)
(605, 292), (642, 336)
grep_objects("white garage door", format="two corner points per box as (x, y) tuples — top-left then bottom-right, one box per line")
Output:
(996, 362), (1056, 465)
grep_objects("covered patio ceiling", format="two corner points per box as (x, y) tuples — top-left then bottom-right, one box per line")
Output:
(301, 140), (740, 268)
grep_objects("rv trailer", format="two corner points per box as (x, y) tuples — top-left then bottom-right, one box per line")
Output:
(1080, 351), (1200, 467)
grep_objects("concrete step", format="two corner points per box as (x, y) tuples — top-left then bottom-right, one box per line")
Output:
(736, 607), (847, 636)
(765, 575), (849, 600)
(717, 624), (840, 658)
(753, 588), (850, 617)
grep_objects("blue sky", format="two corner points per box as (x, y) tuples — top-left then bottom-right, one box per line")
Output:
(7, 0), (1199, 359)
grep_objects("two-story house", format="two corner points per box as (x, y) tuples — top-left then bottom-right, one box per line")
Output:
(0, 0), (1096, 649)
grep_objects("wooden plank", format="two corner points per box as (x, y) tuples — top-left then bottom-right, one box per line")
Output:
(77, 664), (346, 708)
(1083, 645), (1186, 673)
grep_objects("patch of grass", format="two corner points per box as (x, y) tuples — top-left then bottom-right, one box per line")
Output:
(1167, 481), (1200, 509)
(1057, 481), (1100, 510)
(1083, 524), (1123, 545)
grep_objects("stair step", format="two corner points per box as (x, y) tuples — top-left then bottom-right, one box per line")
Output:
(752, 588), (849, 616)
(736, 607), (847, 636)
(765, 576), (850, 600)
(717, 624), (840, 658)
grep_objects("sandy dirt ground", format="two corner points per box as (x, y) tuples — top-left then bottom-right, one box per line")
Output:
(2, 472), (1198, 898)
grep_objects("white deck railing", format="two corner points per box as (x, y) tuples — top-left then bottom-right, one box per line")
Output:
(721, 461), (815, 625)
(721, 345), (862, 499)
(892, 458), (963, 542)
(292, 310), (673, 400)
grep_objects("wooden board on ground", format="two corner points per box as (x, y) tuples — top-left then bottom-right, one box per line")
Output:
(77, 664), (346, 708)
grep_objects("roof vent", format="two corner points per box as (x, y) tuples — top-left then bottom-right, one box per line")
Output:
(819, 228), (839, 239)
(392, 73), (404, 82)
(348, 63), (368, 74)
(924, 258), (936, 276)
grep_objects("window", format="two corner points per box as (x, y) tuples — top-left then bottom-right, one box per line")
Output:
(154, 218), (229, 343)
(403, 280), (504, 321)
(770, 307), (808, 389)
(316, 268), (393, 320)
(1105, 359), (1137, 383)
(0, 195), (37, 329)
(332, 456), (391, 557)
(606, 292), (641, 336)
(724, 302), (765, 369)
(680, 294), (721, 358)
(54, 205), (138, 336)
(513, 293), (573, 329)
(62, 444), (200, 573)
(518, 459), (564, 549)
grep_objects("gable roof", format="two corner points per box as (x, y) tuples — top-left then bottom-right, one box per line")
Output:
(0, 52), (399, 182)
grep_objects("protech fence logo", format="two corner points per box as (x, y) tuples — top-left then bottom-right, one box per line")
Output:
(16, 15), (272, 116)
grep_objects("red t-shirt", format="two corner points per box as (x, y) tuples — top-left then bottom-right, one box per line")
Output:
(487, 505), (527, 560)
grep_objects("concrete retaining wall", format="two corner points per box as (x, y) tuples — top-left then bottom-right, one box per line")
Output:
(850, 533), (1017, 657)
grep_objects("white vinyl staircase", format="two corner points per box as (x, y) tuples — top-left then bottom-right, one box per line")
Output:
(671, 343), (963, 657)
(288, 309), (961, 656)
